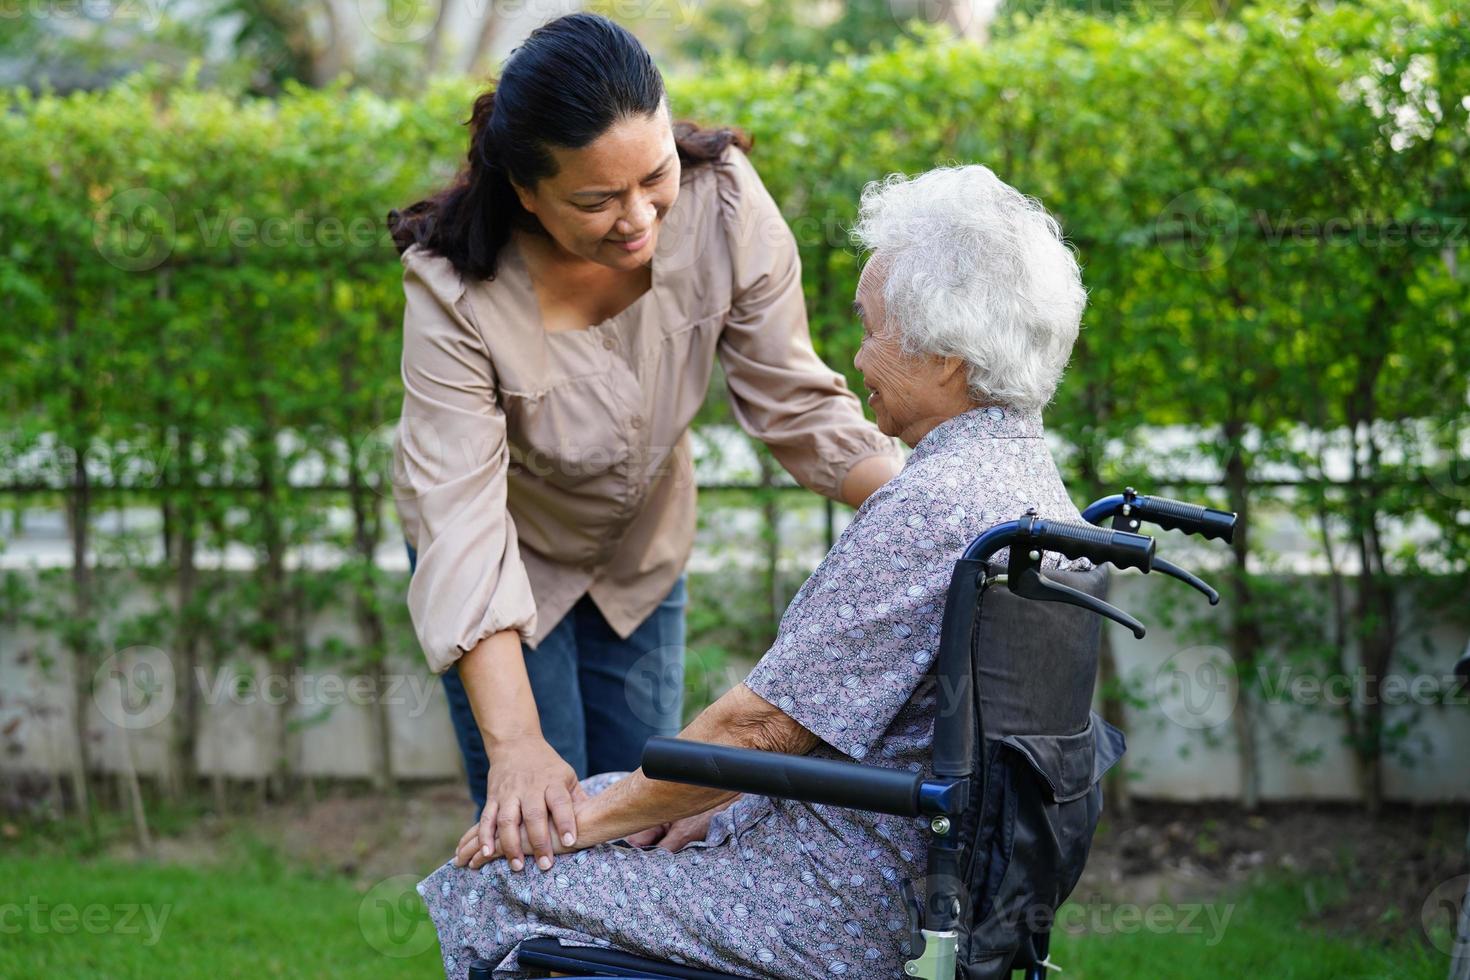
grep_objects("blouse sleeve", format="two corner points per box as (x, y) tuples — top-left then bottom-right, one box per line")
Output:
(742, 466), (962, 761)
(393, 246), (537, 675)
(713, 146), (902, 500)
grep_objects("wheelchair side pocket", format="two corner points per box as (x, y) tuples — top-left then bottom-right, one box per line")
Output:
(961, 712), (1126, 980)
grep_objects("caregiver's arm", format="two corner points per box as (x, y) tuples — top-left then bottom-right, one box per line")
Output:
(459, 629), (584, 872)
(713, 146), (903, 510)
(840, 455), (901, 508)
(459, 683), (819, 868)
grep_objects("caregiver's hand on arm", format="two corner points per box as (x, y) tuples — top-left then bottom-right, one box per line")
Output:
(458, 683), (819, 869)
(455, 628), (587, 873)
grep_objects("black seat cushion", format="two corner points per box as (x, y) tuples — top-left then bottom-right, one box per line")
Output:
(514, 937), (756, 980)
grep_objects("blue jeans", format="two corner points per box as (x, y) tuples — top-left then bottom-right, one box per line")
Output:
(406, 541), (686, 812)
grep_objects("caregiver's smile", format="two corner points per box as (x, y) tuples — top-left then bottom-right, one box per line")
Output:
(514, 108), (680, 271)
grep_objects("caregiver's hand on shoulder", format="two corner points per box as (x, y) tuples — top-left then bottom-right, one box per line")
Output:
(463, 735), (587, 872)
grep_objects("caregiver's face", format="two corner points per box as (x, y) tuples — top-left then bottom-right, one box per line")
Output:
(513, 106), (681, 271)
(853, 256), (969, 446)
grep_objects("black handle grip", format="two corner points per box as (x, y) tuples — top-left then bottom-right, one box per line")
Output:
(1031, 520), (1155, 574)
(1133, 495), (1236, 543)
(641, 737), (924, 818)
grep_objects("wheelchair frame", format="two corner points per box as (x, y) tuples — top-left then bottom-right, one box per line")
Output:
(499, 490), (1236, 980)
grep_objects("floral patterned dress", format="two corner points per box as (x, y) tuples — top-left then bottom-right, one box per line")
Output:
(417, 405), (1087, 979)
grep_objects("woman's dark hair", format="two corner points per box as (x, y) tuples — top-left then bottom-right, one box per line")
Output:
(387, 13), (750, 280)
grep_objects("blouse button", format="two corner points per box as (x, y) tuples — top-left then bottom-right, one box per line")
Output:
(602, 337), (616, 350)
(631, 415), (644, 429)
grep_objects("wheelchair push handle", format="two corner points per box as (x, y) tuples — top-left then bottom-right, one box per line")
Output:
(1027, 518), (1156, 574)
(1135, 493), (1236, 542)
(1083, 487), (1237, 543)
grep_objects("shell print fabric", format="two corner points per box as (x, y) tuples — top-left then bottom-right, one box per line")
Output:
(417, 404), (1088, 978)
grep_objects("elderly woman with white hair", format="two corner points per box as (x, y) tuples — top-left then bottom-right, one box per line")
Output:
(417, 164), (1091, 980)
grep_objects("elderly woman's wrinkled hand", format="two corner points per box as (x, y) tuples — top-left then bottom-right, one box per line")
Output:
(622, 799), (733, 852)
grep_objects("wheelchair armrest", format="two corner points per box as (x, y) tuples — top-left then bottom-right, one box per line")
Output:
(642, 737), (932, 818)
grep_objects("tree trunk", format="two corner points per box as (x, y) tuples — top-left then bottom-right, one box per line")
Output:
(1222, 418), (1261, 812)
(65, 476), (94, 830)
(112, 648), (153, 853)
(60, 254), (95, 832)
(1074, 419), (1132, 820)
(1344, 331), (1393, 817)
(464, 5), (502, 78)
(253, 420), (295, 801)
(170, 430), (203, 797)
(342, 334), (395, 794)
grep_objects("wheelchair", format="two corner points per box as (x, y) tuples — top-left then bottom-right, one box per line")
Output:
(484, 490), (1236, 980)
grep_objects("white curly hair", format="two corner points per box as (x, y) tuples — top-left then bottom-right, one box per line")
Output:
(850, 165), (1088, 411)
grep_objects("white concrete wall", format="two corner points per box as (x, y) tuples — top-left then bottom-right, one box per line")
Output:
(2, 560), (1466, 802)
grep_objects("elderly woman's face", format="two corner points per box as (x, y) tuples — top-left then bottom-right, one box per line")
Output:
(852, 257), (973, 446)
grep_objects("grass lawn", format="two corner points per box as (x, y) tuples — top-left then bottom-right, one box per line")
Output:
(0, 846), (1447, 979)
(1052, 875), (1445, 979)
(0, 847), (444, 979)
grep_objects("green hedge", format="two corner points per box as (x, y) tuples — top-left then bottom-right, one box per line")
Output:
(1, 0), (1466, 805)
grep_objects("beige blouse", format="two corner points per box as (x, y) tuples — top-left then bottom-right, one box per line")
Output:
(393, 144), (901, 674)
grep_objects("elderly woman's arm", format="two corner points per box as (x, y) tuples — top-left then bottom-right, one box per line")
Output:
(454, 683), (818, 869)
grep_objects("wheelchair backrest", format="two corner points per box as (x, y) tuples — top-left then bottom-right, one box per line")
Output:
(972, 566), (1110, 739)
(957, 564), (1127, 979)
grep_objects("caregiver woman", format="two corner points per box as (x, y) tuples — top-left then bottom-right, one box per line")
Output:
(386, 12), (900, 876)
